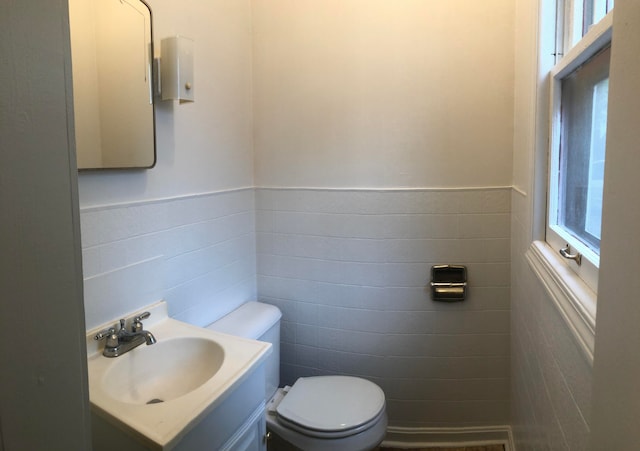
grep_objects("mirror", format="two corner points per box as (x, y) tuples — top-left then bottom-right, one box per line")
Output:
(68, 0), (156, 170)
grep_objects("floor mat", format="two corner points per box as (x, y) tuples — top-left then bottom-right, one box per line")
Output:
(378, 445), (505, 451)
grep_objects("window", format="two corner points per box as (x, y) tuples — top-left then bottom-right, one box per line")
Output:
(547, 4), (613, 293)
(526, 0), (614, 362)
(560, 0), (615, 53)
(559, 52), (609, 252)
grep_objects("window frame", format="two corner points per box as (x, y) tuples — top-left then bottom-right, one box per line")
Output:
(559, 0), (615, 53)
(547, 13), (613, 293)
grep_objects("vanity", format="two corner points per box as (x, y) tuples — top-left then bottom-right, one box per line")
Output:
(86, 301), (271, 451)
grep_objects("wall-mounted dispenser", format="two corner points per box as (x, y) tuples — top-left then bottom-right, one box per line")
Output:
(430, 265), (467, 302)
(160, 36), (194, 102)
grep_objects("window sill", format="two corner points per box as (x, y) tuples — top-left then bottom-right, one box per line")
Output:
(525, 240), (596, 365)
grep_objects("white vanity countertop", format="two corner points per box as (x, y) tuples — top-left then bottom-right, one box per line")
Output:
(86, 301), (271, 450)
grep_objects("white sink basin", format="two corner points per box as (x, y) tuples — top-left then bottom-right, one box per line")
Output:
(101, 337), (225, 405)
(86, 302), (271, 450)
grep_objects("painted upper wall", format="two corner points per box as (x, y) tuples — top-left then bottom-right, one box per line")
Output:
(253, 0), (515, 188)
(77, 0), (254, 208)
(78, 0), (515, 208)
(511, 0), (538, 194)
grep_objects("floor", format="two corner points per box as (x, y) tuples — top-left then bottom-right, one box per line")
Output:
(377, 446), (505, 451)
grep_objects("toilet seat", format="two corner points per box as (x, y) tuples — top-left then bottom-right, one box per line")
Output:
(273, 376), (386, 439)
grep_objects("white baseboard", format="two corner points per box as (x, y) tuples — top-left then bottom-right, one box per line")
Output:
(382, 425), (515, 451)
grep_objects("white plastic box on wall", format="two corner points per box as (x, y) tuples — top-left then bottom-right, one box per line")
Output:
(160, 35), (194, 102)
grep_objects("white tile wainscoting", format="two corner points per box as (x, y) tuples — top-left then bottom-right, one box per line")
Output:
(80, 188), (257, 330)
(256, 187), (512, 428)
(509, 190), (592, 450)
(79, 186), (512, 431)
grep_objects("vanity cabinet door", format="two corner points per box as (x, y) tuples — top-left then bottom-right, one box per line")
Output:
(220, 406), (267, 451)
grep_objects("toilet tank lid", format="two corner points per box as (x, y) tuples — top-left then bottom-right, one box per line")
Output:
(205, 301), (282, 339)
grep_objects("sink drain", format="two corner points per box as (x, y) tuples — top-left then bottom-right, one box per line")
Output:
(146, 398), (164, 405)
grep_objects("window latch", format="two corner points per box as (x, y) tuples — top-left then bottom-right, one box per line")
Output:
(559, 245), (582, 266)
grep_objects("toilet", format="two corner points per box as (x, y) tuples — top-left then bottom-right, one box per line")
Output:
(206, 302), (388, 451)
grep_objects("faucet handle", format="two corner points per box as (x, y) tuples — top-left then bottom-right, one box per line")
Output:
(133, 311), (151, 322)
(94, 327), (115, 341)
(94, 327), (119, 348)
(131, 311), (151, 333)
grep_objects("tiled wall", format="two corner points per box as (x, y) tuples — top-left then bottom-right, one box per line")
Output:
(80, 186), (514, 430)
(256, 188), (511, 428)
(80, 188), (256, 330)
(510, 190), (592, 449)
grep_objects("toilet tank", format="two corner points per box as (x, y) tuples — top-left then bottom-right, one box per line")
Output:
(206, 302), (282, 401)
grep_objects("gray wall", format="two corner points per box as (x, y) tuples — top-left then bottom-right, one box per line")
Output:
(590, 2), (640, 448)
(0, 0), (91, 449)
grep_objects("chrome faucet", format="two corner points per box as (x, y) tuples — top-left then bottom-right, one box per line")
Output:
(94, 312), (157, 357)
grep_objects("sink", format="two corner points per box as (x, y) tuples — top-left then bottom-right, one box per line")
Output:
(101, 337), (224, 405)
(86, 301), (271, 450)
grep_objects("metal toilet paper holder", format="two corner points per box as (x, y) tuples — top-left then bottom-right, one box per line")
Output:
(430, 265), (467, 302)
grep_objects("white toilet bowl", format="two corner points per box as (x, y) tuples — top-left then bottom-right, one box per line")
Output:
(206, 302), (387, 451)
